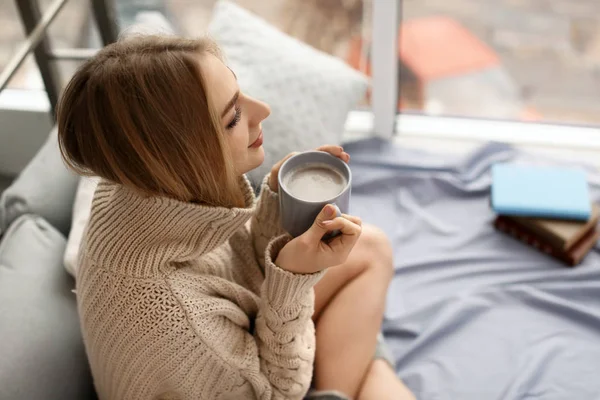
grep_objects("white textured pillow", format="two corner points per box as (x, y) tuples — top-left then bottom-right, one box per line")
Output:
(208, 1), (368, 185)
(64, 177), (99, 277)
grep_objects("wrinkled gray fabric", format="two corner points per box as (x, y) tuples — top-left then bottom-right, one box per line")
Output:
(345, 139), (600, 400)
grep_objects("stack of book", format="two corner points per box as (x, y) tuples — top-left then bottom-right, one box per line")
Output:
(491, 164), (599, 267)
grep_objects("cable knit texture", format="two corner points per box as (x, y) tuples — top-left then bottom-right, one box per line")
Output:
(77, 175), (324, 400)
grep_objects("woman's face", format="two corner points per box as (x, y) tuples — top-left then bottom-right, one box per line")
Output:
(202, 54), (271, 175)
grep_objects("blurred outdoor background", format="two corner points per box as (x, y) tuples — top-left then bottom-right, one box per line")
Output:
(2, 0), (600, 125)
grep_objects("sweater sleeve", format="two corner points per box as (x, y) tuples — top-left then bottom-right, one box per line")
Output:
(251, 174), (285, 269)
(252, 235), (324, 398)
(169, 235), (324, 400)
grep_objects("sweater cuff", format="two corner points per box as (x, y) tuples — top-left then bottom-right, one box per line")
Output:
(263, 235), (324, 310)
(254, 174), (282, 236)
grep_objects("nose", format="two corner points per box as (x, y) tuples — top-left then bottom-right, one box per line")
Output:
(246, 95), (271, 126)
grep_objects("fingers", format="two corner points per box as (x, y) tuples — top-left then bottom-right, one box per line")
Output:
(303, 205), (361, 243)
(271, 152), (298, 174)
(320, 216), (362, 253)
(316, 145), (343, 156)
(321, 216), (362, 237)
(303, 204), (340, 242)
(269, 152), (299, 191)
(341, 213), (362, 227)
(316, 145), (350, 163)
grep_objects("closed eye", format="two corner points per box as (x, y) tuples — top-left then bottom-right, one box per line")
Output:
(226, 105), (242, 130)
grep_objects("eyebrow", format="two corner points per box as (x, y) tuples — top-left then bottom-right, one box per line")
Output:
(221, 90), (239, 118)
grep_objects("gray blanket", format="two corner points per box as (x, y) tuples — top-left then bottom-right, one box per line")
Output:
(345, 139), (600, 400)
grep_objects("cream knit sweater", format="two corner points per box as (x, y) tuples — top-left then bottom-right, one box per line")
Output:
(76, 176), (324, 400)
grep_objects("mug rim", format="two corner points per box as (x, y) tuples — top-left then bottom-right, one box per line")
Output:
(277, 150), (352, 205)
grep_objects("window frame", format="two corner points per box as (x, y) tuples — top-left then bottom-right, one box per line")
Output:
(368, 0), (600, 149)
(370, 0), (399, 139)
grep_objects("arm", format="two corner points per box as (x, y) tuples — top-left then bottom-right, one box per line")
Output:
(171, 235), (323, 400)
(251, 175), (285, 269)
(252, 235), (323, 398)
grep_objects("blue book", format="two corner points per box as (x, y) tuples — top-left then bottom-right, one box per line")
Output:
(491, 164), (591, 221)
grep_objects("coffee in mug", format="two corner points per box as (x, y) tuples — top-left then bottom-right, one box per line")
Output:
(278, 151), (351, 238)
(282, 163), (348, 202)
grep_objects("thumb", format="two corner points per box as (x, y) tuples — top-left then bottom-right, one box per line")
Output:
(304, 204), (340, 242)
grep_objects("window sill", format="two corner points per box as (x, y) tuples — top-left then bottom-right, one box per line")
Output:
(344, 111), (600, 150)
(344, 111), (600, 168)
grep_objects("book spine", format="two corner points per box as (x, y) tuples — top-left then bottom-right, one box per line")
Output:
(511, 218), (565, 249)
(494, 217), (576, 266)
(567, 212), (600, 249)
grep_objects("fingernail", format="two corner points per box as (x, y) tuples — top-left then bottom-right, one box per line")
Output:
(325, 205), (334, 217)
(323, 220), (333, 226)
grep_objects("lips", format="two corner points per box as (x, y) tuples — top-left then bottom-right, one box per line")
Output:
(249, 130), (263, 148)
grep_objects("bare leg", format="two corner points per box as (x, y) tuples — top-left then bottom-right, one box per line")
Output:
(312, 225), (396, 398)
(358, 359), (415, 400)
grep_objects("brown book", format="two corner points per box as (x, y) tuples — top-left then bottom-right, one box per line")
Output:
(509, 204), (599, 251)
(494, 216), (599, 266)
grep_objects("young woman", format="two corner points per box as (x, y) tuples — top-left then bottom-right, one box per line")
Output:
(57, 35), (414, 400)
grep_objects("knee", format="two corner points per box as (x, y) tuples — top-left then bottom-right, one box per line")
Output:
(358, 225), (394, 283)
(360, 225), (393, 261)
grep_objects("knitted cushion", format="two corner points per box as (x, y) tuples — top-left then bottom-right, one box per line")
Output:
(208, 0), (368, 186)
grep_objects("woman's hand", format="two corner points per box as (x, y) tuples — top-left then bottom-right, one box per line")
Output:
(268, 145), (351, 193)
(275, 204), (362, 274)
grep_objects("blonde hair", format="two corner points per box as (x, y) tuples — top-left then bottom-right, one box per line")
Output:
(57, 35), (246, 208)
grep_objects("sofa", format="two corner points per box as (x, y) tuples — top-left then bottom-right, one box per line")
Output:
(0, 3), (370, 397)
(0, 12), (179, 400)
(0, 127), (97, 400)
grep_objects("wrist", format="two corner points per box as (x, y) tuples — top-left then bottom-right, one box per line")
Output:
(264, 236), (324, 309)
(274, 254), (301, 274)
(272, 239), (303, 274)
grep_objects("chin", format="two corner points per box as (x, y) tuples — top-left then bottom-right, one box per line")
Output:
(240, 147), (265, 175)
(251, 146), (265, 168)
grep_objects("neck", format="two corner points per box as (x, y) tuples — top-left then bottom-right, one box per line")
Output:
(83, 176), (256, 277)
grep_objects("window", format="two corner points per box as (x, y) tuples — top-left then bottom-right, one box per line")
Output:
(45, 0), (102, 89)
(3, 0), (597, 144)
(114, 0), (372, 109)
(0, 0), (100, 90)
(401, 0), (600, 126)
(2, 0), (372, 93)
(0, 0), (39, 90)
